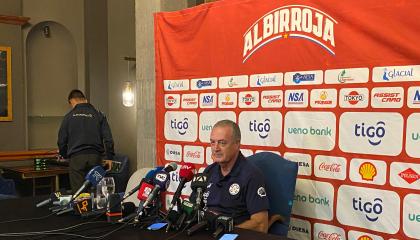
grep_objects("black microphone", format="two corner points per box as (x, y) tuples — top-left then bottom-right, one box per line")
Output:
(190, 172), (209, 221)
(36, 191), (62, 207)
(72, 166), (106, 201)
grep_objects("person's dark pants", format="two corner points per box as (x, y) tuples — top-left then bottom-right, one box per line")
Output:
(69, 154), (102, 194)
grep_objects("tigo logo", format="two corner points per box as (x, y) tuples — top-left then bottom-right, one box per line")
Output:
(352, 197), (383, 221)
(171, 118), (189, 135)
(249, 119), (270, 139)
(164, 111), (197, 142)
(354, 121), (385, 146)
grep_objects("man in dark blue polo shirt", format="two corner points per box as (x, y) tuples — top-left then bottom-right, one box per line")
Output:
(202, 120), (269, 233)
(57, 89), (114, 193)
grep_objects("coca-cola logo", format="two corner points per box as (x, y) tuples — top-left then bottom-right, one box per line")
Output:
(186, 151), (201, 158)
(319, 162), (342, 172)
(318, 231), (342, 240)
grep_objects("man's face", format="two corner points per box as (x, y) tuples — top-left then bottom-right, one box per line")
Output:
(210, 126), (240, 165)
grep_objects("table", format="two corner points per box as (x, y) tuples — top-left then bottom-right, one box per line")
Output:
(0, 197), (293, 240)
(2, 166), (68, 196)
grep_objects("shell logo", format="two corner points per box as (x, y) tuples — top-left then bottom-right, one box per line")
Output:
(357, 235), (373, 240)
(359, 162), (377, 181)
(320, 91), (328, 100)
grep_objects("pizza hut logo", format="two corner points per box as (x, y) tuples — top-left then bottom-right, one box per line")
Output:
(398, 168), (419, 184)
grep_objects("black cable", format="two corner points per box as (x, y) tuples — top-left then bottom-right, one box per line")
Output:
(0, 212), (56, 224)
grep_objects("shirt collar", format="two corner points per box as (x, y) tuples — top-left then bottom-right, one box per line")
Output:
(216, 151), (245, 180)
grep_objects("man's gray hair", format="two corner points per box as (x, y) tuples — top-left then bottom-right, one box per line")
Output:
(213, 119), (241, 143)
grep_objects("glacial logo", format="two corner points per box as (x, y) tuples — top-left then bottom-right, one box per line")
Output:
(382, 67), (413, 81)
(354, 121), (385, 146)
(293, 73), (315, 84)
(249, 119), (270, 139)
(242, 5), (336, 62)
(164, 79), (189, 91)
(257, 75), (277, 86)
(171, 118), (189, 135)
(352, 197), (383, 222)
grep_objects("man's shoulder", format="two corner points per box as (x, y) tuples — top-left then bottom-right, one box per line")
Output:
(203, 162), (218, 174)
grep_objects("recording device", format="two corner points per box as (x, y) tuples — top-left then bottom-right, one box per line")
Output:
(167, 163), (196, 212)
(36, 191), (62, 207)
(213, 215), (234, 238)
(187, 209), (232, 237)
(107, 193), (123, 222)
(74, 197), (93, 215)
(72, 166), (106, 201)
(123, 166), (163, 200)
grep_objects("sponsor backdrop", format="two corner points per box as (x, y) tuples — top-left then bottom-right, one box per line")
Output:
(154, 0), (420, 239)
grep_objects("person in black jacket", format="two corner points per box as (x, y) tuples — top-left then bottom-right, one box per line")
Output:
(57, 89), (114, 193)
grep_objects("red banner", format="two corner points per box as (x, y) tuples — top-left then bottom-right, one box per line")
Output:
(155, 0), (420, 239)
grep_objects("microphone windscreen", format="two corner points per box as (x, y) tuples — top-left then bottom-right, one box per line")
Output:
(181, 200), (194, 215)
(164, 162), (178, 173)
(145, 166), (164, 180)
(137, 182), (155, 201)
(86, 166), (106, 185)
(179, 163), (196, 181)
(191, 173), (209, 189)
(74, 198), (93, 215)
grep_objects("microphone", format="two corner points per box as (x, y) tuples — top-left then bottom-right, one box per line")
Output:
(72, 166), (106, 201)
(118, 181), (155, 222)
(190, 172), (209, 220)
(123, 166), (163, 199)
(167, 163), (196, 212)
(36, 191), (62, 207)
(134, 166), (176, 222)
(163, 162), (178, 173)
(171, 199), (195, 231)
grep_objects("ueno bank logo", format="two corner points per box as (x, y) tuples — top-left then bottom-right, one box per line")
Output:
(352, 197), (383, 222)
(354, 121), (385, 146)
(359, 162), (377, 181)
(242, 5), (337, 62)
(249, 119), (271, 139)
